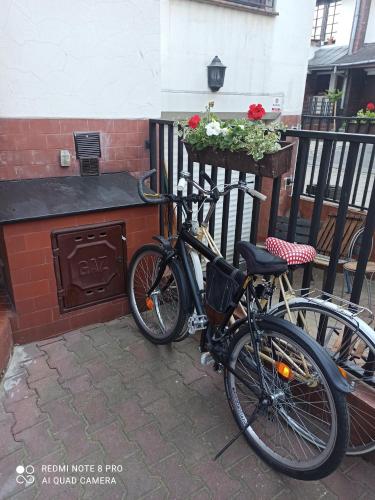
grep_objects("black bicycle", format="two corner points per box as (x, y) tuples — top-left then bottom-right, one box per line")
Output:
(127, 168), (351, 480)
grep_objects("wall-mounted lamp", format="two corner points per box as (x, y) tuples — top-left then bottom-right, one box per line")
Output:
(207, 56), (226, 92)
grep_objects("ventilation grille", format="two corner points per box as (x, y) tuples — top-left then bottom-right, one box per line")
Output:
(80, 158), (99, 176)
(74, 132), (101, 159)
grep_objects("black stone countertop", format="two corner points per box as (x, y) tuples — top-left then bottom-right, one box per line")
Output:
(0, 172), (149, 224)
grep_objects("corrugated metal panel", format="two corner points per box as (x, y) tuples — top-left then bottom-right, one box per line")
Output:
(308, 45), (348, 69)
(336, 42), (375, 66)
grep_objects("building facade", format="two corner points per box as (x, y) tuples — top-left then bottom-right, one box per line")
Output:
(304, 0), (375, 116)
(0, 0), (316, 184)
(0, 0), (316, 361)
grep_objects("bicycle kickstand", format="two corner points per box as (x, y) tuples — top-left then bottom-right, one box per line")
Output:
(214, 404), (260, 460)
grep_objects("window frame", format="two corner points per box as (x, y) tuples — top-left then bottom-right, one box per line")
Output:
(311, 0), (341, 44)
(190, 0), (278, 16)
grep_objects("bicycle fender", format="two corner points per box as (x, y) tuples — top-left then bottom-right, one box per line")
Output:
(256, 315), (352, 394)
(269, 297), (375, 350)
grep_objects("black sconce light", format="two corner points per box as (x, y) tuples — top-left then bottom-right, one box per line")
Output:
(207, 56), (226, 92)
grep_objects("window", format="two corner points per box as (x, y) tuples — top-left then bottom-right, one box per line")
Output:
(311, 0), (341, 44)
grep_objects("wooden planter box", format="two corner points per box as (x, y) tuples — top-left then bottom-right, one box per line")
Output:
(184, 141), (293, 178)
(346, 122), (375, 134)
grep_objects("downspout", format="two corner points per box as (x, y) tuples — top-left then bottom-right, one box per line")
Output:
(348, 0), (361, 54)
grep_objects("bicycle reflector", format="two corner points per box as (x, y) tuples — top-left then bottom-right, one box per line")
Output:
(145, 297), (154, 310)
(276, 361), (293, 380)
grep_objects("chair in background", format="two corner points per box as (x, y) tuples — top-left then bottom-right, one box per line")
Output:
(313, 213), (366, 273)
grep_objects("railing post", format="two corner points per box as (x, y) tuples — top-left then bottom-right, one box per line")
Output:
(287, 138), (310, 242)
(149, 120), (157, 191)
(267, 176), (282, 237)
(209, 166), (218, 238)
(323, 142), (360, 295)
(221, 169), (232, 257)
(158, 124), (165, 235)
(350, 182), (375, 305)
(302, 139), (334, 290)
(233, 171), (246, 267)
(250, 175), (263, 244)
(167, 124), (174, 236)
(177, 127), (183, 230)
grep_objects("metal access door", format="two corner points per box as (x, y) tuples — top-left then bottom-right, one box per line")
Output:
(52, 221), (126, 312)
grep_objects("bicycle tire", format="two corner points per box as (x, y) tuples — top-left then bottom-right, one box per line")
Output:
(128, 244), (190, 344)
(270, 298), (375, 455)
(224, 317), (349, 480)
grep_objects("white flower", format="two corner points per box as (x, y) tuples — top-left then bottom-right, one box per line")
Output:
(221, 127), (230, 136)
(205, 121), (222, 136)
(239, 124), (245, 130)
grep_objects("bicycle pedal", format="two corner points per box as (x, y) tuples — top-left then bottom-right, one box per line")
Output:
(200, 352), (215, 366)
(188, 314), (208, 335)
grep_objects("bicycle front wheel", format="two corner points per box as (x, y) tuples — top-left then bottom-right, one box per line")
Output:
(270, 298), (375, 455)
(224, 318), (349, 480)
(128, 244), (189, 344)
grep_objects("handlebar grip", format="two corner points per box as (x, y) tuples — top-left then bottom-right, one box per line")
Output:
(177, 177), (186, 192)
(138, 169), (168, 205)
(247, 188), (267, 202)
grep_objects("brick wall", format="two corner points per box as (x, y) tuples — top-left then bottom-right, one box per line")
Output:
(0, 118), (149, 181)
(2, 205), (158, 344)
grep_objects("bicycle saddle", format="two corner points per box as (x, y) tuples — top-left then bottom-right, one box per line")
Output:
(266, 237), (316, 265)
(236, 241), (288, 276)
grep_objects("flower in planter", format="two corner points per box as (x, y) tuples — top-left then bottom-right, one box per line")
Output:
(247, 103), (266, 121)
(178, 102), (285, 161)
(205, 121), (222, 136)
(188, 114), (201, 129)
(357, 103), (375, 119)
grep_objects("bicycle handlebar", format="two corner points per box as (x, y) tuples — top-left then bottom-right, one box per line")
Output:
(247, 188), (267, 201)
(138, 168), (267, 205)
(138, 169), (169, 205)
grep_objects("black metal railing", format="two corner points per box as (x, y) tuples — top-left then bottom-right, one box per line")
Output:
(301, 115), (375, 134)
(303, 96), (334, 117)
(149, 119), (375, 306)
(298, 120), (375, 209)
(285, 129), (375, 299)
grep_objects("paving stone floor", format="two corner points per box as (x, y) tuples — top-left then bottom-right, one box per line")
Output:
(1, 315), (375, 500)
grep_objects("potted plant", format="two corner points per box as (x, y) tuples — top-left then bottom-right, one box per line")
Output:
(351, 102), (375, 134)
(324, 89), (343, 131)
(178, 102), (293, 178)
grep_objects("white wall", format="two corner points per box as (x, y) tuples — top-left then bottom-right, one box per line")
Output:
(336, 0), (356, 46)
(365, 0), (375, 42)
(0, 0), (161, 118)
(161, 0), (316, 116)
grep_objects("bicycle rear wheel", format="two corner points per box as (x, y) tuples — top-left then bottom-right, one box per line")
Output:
(224, 318), (349, 480)
(128, 244), (189, 344)
(270, 298), (375, 455)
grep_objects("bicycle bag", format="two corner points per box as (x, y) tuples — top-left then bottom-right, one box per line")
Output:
(205, 258), (246, 320)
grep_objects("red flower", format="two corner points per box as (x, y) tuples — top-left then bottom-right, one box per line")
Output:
(188, 114), (201, 129)
(247, 103), (266, 121)
(367, 102), (375, 111)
